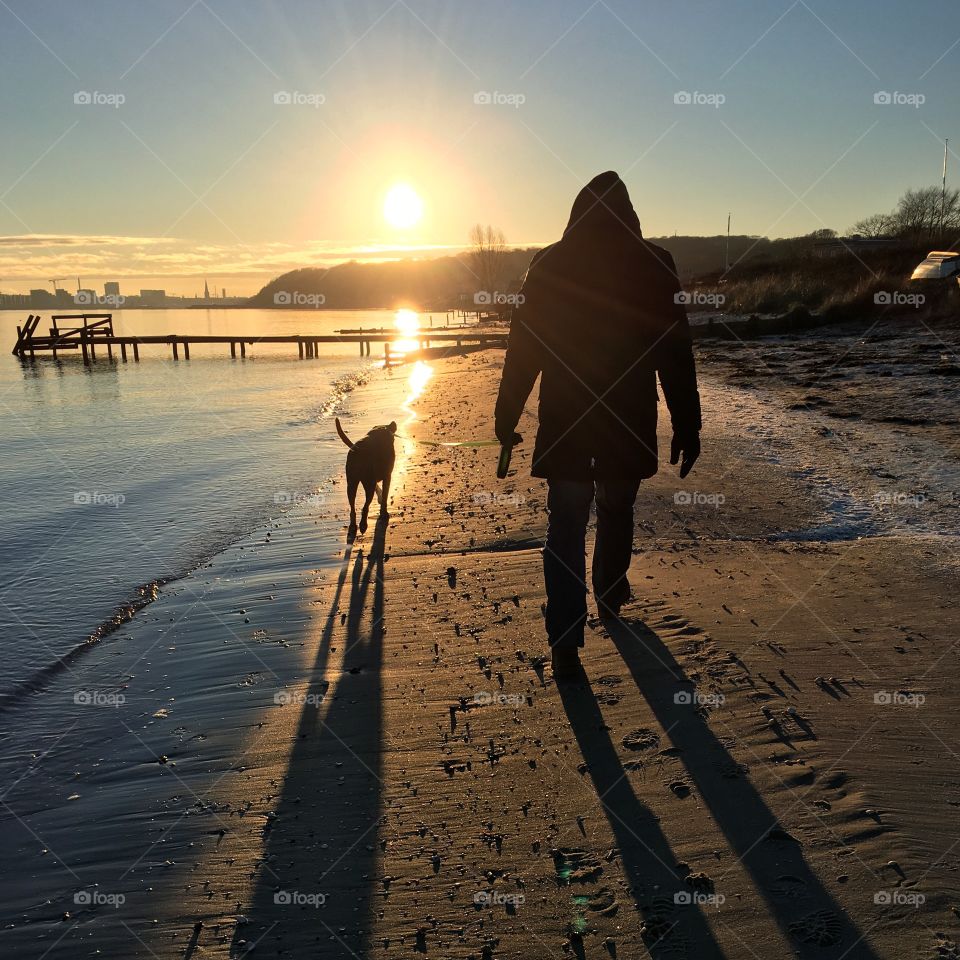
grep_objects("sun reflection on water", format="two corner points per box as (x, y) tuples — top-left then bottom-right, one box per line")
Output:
(392, 308), (420, 355)
(403, 360), (433, 422)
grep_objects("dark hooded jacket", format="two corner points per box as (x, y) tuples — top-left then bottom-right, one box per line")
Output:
(494, 171), (701, 480)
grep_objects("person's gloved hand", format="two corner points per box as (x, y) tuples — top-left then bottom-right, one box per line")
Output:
(495, 423), (523, 447)
(670, 429), (700, 479)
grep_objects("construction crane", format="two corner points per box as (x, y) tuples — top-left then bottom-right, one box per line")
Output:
(49, 279), (64, 293)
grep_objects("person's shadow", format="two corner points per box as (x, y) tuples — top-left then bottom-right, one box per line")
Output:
(581, 614), (883, 959)
(231, 515), (388, 959)
(559, 680), (728, 958)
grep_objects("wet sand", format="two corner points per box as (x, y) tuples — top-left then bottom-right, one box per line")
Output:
(3, 345), (959, 959)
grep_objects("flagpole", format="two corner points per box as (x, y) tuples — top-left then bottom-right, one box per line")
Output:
(941, 139), (949, 239)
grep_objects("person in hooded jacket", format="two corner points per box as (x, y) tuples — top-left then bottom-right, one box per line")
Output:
(494, 171), (702, 679)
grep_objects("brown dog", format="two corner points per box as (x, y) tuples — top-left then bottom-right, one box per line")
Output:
(335, 418), (396, 542)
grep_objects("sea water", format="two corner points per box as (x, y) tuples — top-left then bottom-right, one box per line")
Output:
(0, 307), (410, 700)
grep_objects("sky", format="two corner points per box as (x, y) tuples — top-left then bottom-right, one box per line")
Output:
(0, 0), (957, 295)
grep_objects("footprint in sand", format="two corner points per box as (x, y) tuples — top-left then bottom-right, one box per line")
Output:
(552, 848), (604, 884)
(788, 909), (842, 947)
(595, 692), (621, 705)
(575, 886), (619, 917)
(667, 779), (692, 799)
(770, 875), (810, 900)
(684, 871), (714, 893)
(622, 728), (661, 752)
(639, 896), (692, 953)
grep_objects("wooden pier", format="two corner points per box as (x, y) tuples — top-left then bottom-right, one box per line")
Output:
(11, 313), (508, 366)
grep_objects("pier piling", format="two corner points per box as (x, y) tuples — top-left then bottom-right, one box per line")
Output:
(10, 312), (509, 366)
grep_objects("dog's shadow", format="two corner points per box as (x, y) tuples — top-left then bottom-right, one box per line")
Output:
(346, 495), (389, 544)
(230, 515), (388, 958)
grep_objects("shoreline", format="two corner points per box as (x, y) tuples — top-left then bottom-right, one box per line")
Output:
(1, 347), (958, 959)
(0, 358), (421, 956)
(0, 358), (387, 711)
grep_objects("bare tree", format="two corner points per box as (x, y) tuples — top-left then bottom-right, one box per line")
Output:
(848, 213), (896, 237)
(893, 187), (942, 238)
(469, 224), (507, 295)
(849, 187), (960, 241)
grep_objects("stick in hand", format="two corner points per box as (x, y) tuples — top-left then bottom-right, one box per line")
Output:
(496, 431), (522, 479)
(497, 443), (513, 479)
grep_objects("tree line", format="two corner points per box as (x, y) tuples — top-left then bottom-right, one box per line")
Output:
(851, 185), (960, 241)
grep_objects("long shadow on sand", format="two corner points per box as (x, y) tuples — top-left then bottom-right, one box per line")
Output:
(559, 681), (728, 959)
(604, 615), (882, 960)
(231, 516), (388, 959)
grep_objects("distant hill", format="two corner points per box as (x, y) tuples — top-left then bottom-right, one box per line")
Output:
(249, 233), (851, 309)
(250, 249), (538, 310)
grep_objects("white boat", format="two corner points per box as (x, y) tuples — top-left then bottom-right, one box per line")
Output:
(910, 250), (960, 281)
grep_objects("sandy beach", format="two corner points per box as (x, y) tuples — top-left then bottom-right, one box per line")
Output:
(5, 2), (960, 957)
(3, 334), (959, 960)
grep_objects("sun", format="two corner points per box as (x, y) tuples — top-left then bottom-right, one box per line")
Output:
(383, 183), (423, 229)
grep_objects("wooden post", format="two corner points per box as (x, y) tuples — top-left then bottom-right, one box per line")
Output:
(106, 341), (113, 361)
(89, 340), (96, 361)
(172, 341), (179, 361)
(183, 341), (190, 360)
(298, 339), (304, 359)
(230, 341), (236, 358)
(121, 342), (127, 362)
(81, 333), (89, 365)
(240, 341), (246, 358)
(384, 342), (391, 368)
(133, 341), (139, 362)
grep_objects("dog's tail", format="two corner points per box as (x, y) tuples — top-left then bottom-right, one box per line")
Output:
(335, 417), (357, 450)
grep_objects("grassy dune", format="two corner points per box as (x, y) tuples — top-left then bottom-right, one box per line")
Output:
(692, 243), (957, 319)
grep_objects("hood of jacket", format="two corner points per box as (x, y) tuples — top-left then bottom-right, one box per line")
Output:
(563, 171), (643, 240)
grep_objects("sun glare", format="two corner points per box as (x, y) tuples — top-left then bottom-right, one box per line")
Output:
(402, 360), (433, 424)
(391, 308), (420, 354)
(394, 308), (419, 336)
(383, 183), (423, 229)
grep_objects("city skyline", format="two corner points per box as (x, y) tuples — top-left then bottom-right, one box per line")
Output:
(3, 276), (245, 309)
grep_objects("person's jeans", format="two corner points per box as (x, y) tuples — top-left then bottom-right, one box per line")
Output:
(543, 478), (641, 648)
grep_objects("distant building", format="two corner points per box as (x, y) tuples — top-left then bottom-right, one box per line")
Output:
(0, 292), (28, 308)
(104, 281), (120, 297)
(139, 289), (167, 306)
(30, 288), (54, 304)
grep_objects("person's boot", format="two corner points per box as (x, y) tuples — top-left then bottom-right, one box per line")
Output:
(596, 582), (630, 620)
(551, 646), (584, 682)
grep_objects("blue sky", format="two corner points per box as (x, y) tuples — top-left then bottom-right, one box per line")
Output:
(0, 0), (957, 293)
